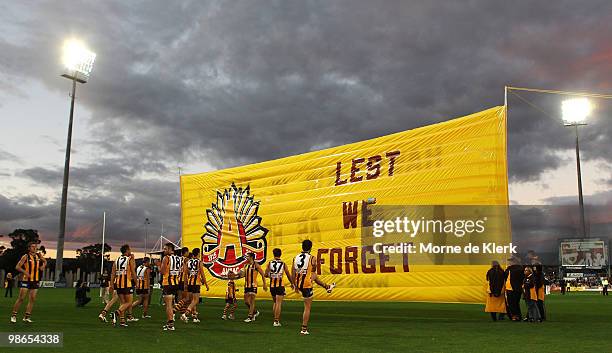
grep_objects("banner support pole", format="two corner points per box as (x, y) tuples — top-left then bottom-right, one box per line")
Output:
(101, 211), (106, 274)
(178, 167), (183, 247)
(504, 85), (508, 108)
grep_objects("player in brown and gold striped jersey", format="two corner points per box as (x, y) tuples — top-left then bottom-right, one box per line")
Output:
(161, 242), (182, 331)
(180, 248), (209, 323)
(236, 253), (267, 322)
(265, 248), (294, 327)
(109, 244), (137, 327)
(221, 272), (238, 320)
(10, 242), (47, 323)
(131, 257), (152, 318)
(292, 239), (335, 335)
(173, 247), (191, 314)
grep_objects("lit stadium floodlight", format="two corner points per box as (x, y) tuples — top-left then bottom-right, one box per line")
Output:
(61, 39), (96, 83)
(562, 98), (591, 126)
(561, 97), (592, 239)
(55, 39), (96, 283)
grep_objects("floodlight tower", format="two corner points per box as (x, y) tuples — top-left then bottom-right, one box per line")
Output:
(144, 218), (151, 256)
(561, 98), (591, 238)
(55, 39), (96, 282)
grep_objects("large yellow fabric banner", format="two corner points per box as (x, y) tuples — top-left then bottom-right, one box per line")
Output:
(181, 106), (509, 303)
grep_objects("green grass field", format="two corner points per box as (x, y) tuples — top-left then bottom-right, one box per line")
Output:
(0, 289), (610, 352)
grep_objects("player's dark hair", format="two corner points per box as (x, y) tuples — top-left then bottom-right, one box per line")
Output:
(164, 242), (174, 250)
(27, 241), (37, 248)
(247, 252), (255, 259)
(120, 244), (129, 254)
(192, 248), (200, 257)
(302, 239), (313, 252)
(143, 257), (150, 263)
(273, 248), (281, 257)
(174, 249), (181, 256)
(182, 247), (189, 255)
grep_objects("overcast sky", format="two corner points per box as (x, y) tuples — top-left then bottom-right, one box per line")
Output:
(0, 1), (610, 253)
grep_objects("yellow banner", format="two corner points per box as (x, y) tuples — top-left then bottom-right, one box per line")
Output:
(181, 106), (509, 303)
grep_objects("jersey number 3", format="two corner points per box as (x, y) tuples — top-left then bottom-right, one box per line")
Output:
(297, 254), (306, 269)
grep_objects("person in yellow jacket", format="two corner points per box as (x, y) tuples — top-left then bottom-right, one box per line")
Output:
(485, 261), (506, 321)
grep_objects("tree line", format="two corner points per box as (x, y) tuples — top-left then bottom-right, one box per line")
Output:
(0, 229), (112, 280)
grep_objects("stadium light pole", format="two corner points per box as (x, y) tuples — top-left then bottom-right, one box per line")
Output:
(144, 218), (151, 257)
(561, 98), (591, 239)
(55, 39), (96, 282)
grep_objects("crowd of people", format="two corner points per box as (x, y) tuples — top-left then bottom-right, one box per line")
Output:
(6, 240), (608, 331)
(558, 277), (610, 295)
(485, 257), (548, 323)
(5, 239), (335, 334)
(485, 253), (611, 322)
(96, 239), (335, 334)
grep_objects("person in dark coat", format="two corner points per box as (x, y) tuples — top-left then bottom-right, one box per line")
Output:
(504, 257), (524, 321)
(4, 273), (13, 298)
(560, 279), (566, 295)
(75, 280), (91, 307)
(534, 264), (546, 320)
(522, 267), (541, 322)
(485, 261), (506, 321)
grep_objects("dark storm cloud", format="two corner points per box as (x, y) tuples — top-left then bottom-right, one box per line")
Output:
(1, 0), (611, 246)
(545, 190), (612, 206)
(509, 202), (612, 265)
(0, 168), (181, 247)
(21, 167), (62, 186)
(23, 160), (138, 188)
(1, 0), (610, 173)
(0, 147), (20, 162)
(0, 194), (49, 222)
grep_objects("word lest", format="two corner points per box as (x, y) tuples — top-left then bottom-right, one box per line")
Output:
(335, 151), (400, 186)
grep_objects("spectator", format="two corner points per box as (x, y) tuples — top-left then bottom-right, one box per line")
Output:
(100, 271), (110, 304)
(4, 272), (13, 298)
(560, 279), (566, 295)
(504, 256), (524, 321)
(75, 280), (91, 307)
(522, 267), (541, 322)
(534, 264), (546, 321)
(485, 261), (506, 321)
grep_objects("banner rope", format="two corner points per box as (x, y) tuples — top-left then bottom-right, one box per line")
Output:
(507, 86), (612, 99)
(508, 91), (559, 123)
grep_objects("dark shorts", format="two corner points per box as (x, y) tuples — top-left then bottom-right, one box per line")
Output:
(116, 287), (134, 295)
(225, 298), (237, 304)
(178, 281), (185, 291)
(187, 285), (200, 293)
(18, 281), (39, 290)
(300, 288), (314, 298)
(163, 285), (179, 296)
(244, 287), (257, 294)
(135, 289), (149, 295)
(270, 286), (286, 297)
